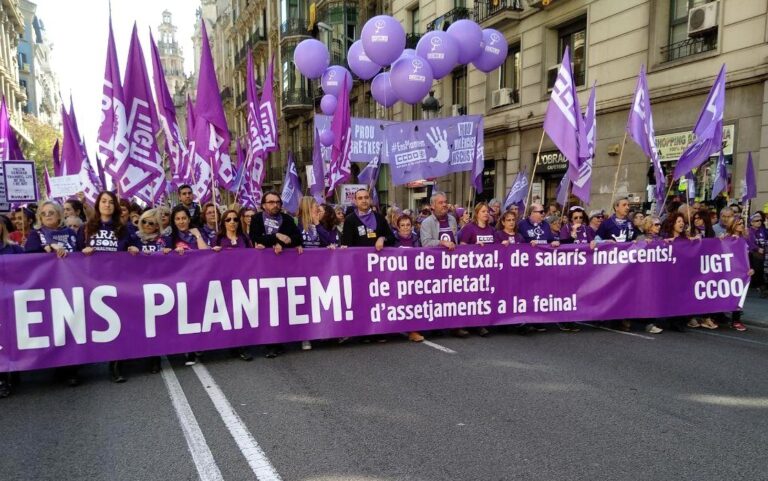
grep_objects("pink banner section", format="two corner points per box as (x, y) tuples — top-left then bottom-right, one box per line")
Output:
(0, 239), (749, 372)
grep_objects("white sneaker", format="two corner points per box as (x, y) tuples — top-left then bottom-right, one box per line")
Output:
(645, 324), (663, 334)
(301, 341), (312, 351)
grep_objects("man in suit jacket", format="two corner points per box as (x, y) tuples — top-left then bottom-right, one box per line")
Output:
(249, 191), (303, 254)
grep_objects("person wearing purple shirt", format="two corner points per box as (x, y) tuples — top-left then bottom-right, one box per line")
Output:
(586, 210), (604, 241)
(748, 212), (767, 296)
(559, 207), (591, 244)
(200, 202), (220, 247)
(171, 205), (210, 254)
(517, 203), (560, 246)
(24, 201), (78, 256)
(297, 197), (326, 251)
(214, 209), (254, 249)
(420, 191), (458, 250)
(317, 204), (341, 247)
(131, 209), (173, 254)
(594, 197), (636, 244)
(459, 203), (498, 247)
(394, 214), (421, 248)
(494, 211), (523, 245)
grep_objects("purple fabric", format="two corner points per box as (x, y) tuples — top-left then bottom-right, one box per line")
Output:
(123, 25), (165, 203)
(258, 54), (278, 153)
(711, 151), (728, 199)
(673, 65), (726, 179)
(685, 171), (696, 200)
(458, 222), (497, 245)
(517, 219), (555, 245)
(201, 225), (218, 247)
(384, 116), (482, 186)
(314, 114), (394, 166)
(627, 67), (665, 209)
(572, 82), (595, 204)
(79, 222), (130, 252)
(281, 153), (301, 215)
(543, 46), (582, 182)
(299, 223), (321, 249)
(437, 216), (456, 243)
(742, 152), (756, 203)
(559, 224), (590, 244)
(395, 232), (420, 248)
(263, 213), (283, 235)
(0, 97), (24, 161)
(24, 227), (78, 253)
(216, 234), (252, 249)
(149, 30), (189, 187)
(596, 215), (636, 243)
(131, 234), (172, 253)
(52, 139), (61, 177)
(357, 155), (380, 187)
(748, 227), (767, 252)
(309, 128), (326, 205)
(472, 120), (485, 193)
(494, 231), (523, 244)
(503, 171), (528, 211)
(317, 224), (339, 247)
(174, 230), (201, 250)
(328, 75), (352, 193)
(356, 210), (377, 231)
(59, 107), (81, 176)
(246, 50), (266, 203)
(555, 172), (569, 207)
(0, 239), (749, 372)
(0, 243), (23, 255)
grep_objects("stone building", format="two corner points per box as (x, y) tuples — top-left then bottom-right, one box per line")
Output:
(157, 10), (187, 108)
(0, 0), (30, 142)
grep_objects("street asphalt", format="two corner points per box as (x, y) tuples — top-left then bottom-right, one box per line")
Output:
(1, 309), (767, 481)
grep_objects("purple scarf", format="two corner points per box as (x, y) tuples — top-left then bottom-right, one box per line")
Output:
(356, 210), (377, 231)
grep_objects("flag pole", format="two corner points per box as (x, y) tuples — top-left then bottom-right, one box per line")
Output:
(526, 130), (546, 209)
(610, 131), (629, 202)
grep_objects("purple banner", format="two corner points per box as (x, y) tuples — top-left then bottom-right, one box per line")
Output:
(0, 239), (749, 372)
(384, 116), (483, 186)
(314, 114), (395, 165)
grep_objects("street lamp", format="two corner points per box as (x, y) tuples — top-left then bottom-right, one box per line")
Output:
(421, 90), (441, 119)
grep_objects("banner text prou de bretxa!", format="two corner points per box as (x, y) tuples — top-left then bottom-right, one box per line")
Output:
(0, 239), (749, 371)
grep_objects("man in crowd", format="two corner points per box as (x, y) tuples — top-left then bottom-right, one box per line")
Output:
(518, 203), (560, 246)
(341, 188), (395, 250)
(249, 191), (303, 358)
(420, 191), (458, 251)
(177, 184), (201, 227)
(713, 207), (734, 237)
(594, 197), (636, 243)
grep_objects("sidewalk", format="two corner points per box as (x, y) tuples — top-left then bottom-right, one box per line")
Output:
(743, 290), (768, 328)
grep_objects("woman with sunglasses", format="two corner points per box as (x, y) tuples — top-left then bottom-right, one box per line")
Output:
(171, 205), (210, 254)
(215, 209), (253, 249)
(131, 209), (172, 254)
(25, 201), (78, 256)
(691, 209), (716, 239)
(494, 210), (522, 245)
(558, 207), (591, 244)
(637, 216), (663, 242)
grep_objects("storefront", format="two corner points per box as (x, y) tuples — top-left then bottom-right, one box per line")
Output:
(531, 150), (571, 208)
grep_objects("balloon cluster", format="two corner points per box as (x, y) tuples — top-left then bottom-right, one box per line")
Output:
(293, 15), (508, 113)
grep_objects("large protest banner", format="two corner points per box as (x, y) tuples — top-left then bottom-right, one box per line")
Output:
(0, 239), (749, 372)
(314, 114), (394, 165)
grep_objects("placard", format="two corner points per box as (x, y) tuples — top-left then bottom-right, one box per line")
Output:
(2, 160), (38, 202)
(340, 184), (366, 206)
(48, 174), (82, 199)
(0, 163), (8, 211)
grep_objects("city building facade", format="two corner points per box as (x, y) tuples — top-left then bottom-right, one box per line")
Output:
(157, 10), (188, 108)
(0, 0), (30, 142)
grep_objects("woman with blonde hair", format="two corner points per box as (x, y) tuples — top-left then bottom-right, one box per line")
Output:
(131, 209), (172, 254)
(24, 201), (78, 256)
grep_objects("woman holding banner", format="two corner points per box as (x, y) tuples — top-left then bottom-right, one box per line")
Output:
(200, 203), (220, 247)
(297, 197), (323, 250)
(558, 207), (591, 244)
(494, 210), (522, 245)
(457, 203), (495, 337)
(394, 214), (421, 248)
(0, 216), (23, 397)
(24, 201), (78, 256)
(171, 205), (210, 253)
(131, 209), (172, 254)
(215, 209), (254, 250)
(720, 219), (750, 331)
(11, 207), (34, 246)
(660, 212), (689, 243)
(318, 205), (341, 247)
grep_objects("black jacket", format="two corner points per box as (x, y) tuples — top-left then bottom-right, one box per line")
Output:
(341, 211), (396, 247)
(249, 212), (303, 248)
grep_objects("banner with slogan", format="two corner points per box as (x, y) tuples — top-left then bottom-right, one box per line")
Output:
(0, 238), (749, 372)
(383, 116), (483, 186)
(314, 114), (395, 166)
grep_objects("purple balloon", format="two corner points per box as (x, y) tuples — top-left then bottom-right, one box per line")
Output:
(361, 15), (406, 67)
(416, 31), (459, 80)
(294, 39), (330, 79)
(447, 20), (483, 64)
(389, 55), (434, 105)
(472, 29), (509, 73)
(321, 66), (353, 97)
(399, 48), (417, 60)
(347, 40), (381, 80)
(319, 130), (335, 147)
(320, 94), (337, 115)
(371, 72), (397, 108)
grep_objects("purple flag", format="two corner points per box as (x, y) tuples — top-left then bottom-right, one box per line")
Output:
(741, 152), (756, 203)
(503, 171), (529, 211)
(123, 24), (165, 203)
(95, 149), (108, 193)
(52, 139), (61, 177)
(59, 107), (81, 176)
(572, 82), (596, 204)
(555, 171), (570, 206)
(309, 128), (326, 205)
(473, 124), (485, 192)
(185, 94), (196, 146)
(357, 153), (380, 187)
(328, 75), (352, 193)
(186, 99), (212, 203)
(626, 66), (665, 209)
(673, 65), (726, 179)
(194, 20), (235, 191)
(44, 165), (52, 200)
(383, 116), (483, 186)
(97, 18), (131, 185)
(259, 54), (278, 153)
(231, 138), (246, 194)
(150, 29), (189, 188)
(710, 151), (727, 200)
(543, 46), (582, 182)
(281, 152), (302, 215)
(235, 138), (256, 208)
(0, 97), (24, 161)
(246, 50), (266, 203)
(371, 185), (380, 208)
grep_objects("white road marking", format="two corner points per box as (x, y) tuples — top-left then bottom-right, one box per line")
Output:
(423, 340), (457, 354)
(579, 322), (656, 340)
(159, 357), (224, 481)
(691, 329), (768, 347)
(192, 363), (283, 481)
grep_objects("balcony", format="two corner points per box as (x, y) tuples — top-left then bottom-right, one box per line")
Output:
(474, 0), (524, 28)
(426, 7), (472, 32)
(280, 18), (311, 39)
(660, 35), (717, 63)
(405, 33), (422, 49)
(281, 88), (314, 115)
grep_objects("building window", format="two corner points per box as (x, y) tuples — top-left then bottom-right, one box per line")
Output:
(558, 17), (586, 86)
(410, 7), (420, 34)
(412, 103), (423, 121)
(663, 0), (717, 62)
(499, 43), (521, 103)
(452, 66), (467, 113)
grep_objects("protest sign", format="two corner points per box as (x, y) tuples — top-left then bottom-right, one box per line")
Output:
(2, 160), (38, 202)
(0, 239), (749, 372)
(48, 174), (82, 199)
(340, 184), (366, 206)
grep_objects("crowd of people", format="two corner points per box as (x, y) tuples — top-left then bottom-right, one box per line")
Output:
(0, 184), (764, 398)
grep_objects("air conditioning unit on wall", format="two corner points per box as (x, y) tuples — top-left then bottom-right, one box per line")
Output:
(546, 64), (561, 91)
(491, 88), (514, 108)
(688, 1), (719, 36)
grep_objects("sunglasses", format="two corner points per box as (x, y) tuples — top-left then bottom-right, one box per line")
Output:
(594, 215), (604, 219)
(141, 220), (157, 226)
(532, 210), (544, 214)
(225, 217), (239, 223)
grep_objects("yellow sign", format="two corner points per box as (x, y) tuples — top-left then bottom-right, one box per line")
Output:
(655, 124), (734, 162)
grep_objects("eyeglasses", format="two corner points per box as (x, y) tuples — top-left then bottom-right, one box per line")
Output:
(141, 220), (157, 226)
(264, 200), (282, 205)
(225, 217), (239, 223)
(532, 210), (544, 214)
(40, 211), (57, 217)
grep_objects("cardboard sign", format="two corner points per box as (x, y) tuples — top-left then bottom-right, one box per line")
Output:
(2, 160), (38, 202)
(340, 184), (366, 206)
(48, 174), (82, 199)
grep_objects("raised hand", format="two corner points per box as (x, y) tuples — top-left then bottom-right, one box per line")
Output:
(427, 127), (450, 164)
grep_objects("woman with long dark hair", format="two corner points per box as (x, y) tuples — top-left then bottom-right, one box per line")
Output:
(215, 209), (253, 249)
(317, 204), (341, 247)
(63, 198), (87, 223)
(171, 205), (209, 254)
(10, 207), (34, 246)
(558, 206), (591, 244)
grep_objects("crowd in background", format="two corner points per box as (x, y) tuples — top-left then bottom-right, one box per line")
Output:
(0, 184), (764, 398)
